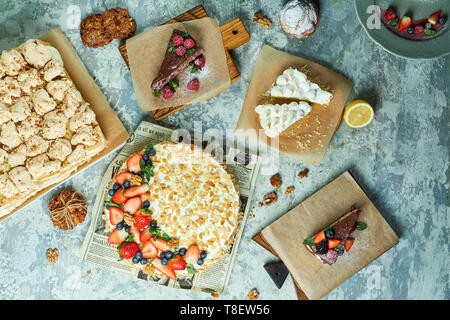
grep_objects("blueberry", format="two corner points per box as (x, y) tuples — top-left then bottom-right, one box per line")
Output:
(160, 252), (166, 258)
(143, 201), (150, 208)
(125, 226), (131, 233)
(123, 181), (131, 189)
(143, 154), (149, 161)
(145, 160), (152, 166)
(105, 205), (111, 210)
(178, 248), (186, 256)
(140, 258), (147, 265)
(132, 256), (140, 264)
(439, 17), (447, 25)
(161, 258), (168, 266)
(407, 27), (414, 34)
(148, 148), (156, 156)
(165, 251), (173, 259)
(200, 251), (207, 259)
(197, 258), (204, 265)
(116, 222), (124, 230)
(150, 220), (157, 228)
(338, 250), (344, 256)
(135, 251), (142, 260)
(325, 229), (334, 239)
(108, 189), (115, 196)
(113, 182), (121, 191)
(425, 22), (432, 29)
(138, 171), (145, 178)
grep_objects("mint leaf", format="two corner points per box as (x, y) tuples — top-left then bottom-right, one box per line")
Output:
(186, 48), (195, 55)
(161, 233), (171, 241)
(144, 143), (156, 154)
(181, 30), (189, 38)
(186, 264), (196, 274)
(356, 222), (367, 231)
(153, 90), (161, 98)
(387, 18), (398, 25)
(141, 208), (152, 215)
(139, 159), (146, 170)
(169, 79), (179, 89)
(104, 201), (122, 208)
(304, 237), (315, 246)
(191, 65), (202, 73)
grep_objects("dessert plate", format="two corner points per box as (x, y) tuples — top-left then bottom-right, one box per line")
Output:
(355, 0), (450, 59)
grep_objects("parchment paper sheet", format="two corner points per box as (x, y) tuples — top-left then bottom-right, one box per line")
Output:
(261, 171), (399, 299)
(126, 17), (231, 111)
(0, 28), (129, 221)
(235, 45), (353, 164)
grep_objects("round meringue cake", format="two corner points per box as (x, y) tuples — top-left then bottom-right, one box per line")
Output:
(104, 141), (241, 280)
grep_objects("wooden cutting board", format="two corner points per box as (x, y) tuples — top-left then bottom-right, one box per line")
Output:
(119, 5), (250, 120)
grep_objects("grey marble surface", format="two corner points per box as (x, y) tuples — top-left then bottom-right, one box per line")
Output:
(0, 0), (448, 300)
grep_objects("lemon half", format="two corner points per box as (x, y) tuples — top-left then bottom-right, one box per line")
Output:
(343, 100), (374, 128)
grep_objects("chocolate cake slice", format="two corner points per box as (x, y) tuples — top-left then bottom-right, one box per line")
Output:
(304, 207), (366, 265)
(151, 29), (204, 91)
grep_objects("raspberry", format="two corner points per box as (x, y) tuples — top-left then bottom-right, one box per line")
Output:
(173, 35), (184, 46)
(326, 249), (339, 261)
(194, 55), (206, 67)
(162, 85), (174, 99)
(414, 25), (424, 35)
(183, 38), (195, 49)
(384, 8), (396, 21)
(186, 79), (199, 91)
(175, 45), (186, 56)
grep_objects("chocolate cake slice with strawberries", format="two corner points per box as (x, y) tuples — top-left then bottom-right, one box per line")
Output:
(304, 207), (367, 265)
(151, 29), (205, 99)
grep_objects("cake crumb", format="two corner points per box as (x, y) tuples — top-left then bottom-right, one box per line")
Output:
(248, 288), (260, 300)
(263, 192), (277, 206)
(253, 13), (272, 29)
(285, 186), (295, 195)
(211, 292), (219, 298)
(269, 173), (282, 188)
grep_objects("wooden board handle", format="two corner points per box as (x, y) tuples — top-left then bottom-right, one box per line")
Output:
(220, 18), (250, 50)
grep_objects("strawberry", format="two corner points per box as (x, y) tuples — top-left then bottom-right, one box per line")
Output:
(168, 255), (186, 270)
(126, 154), (143, 173)
(123, 196), (142, 214)
(162, 85), (174, 99)
(150, 237), (170, 252)
(428, 11), (441, 25)
(398, 16), (412, 32)
(130, 224), (141, 243)
(183, 38), (195, 49)
(134, 209), (152, 230)
(111, 189), (127, 205)
(141, 241), (158, 258)
(383, 8), (396, 21)
(114, 172), (132, 185)
(194, 55), (205, 67)
(109, 206), (124, 225)
(139, 227), (153, 243)
(187, 79), (199, 91)
(414, 25), (424, 35)
(119, 242), (139, 259)
(152, 258), (176, 279)
(184, 244), (200, 265)
(123, 184), (149, 198)
(175, 45), (186, 56)
(344, 237), (355, 252)
(172, 35), (184, 46)
(313, 230), (326, 245)
(327, 238), (342, 249)
(107, 228), (127, 244)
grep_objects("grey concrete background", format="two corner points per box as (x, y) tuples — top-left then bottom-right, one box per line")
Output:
(0, 0), (448, 300)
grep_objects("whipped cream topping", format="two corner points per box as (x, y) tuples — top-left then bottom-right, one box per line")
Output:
(268, 68), (333, 105)
(255, 101), (312, 138)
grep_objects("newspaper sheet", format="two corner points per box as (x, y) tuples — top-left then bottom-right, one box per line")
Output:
(80, 121), (261, 294)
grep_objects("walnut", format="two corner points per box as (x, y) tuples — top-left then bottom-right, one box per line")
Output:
(253, 13), (272, 29)
(48, 190), (87, 230)
(123, 212), (134, 226)
(298, 168), (309, 179)
(46, 248), (59, 263)
(263, 192), (277, 206)
(130, 174), (143, 186)
(285, 186), (295, 195)
(248, 288), (260, 300)
(168, 238), (179, 251)
(211, 292), (219, 298)
(269, 173), (282, 188)
(143, 263), (155, 276)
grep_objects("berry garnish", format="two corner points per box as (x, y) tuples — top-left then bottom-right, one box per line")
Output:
(326, 249), (339, 261)
(194, 55), (206, 67)
(197, 258), (204, 265)
(407, 27), (414, 34)
(184, 245), (200, 265)
(123, 184), (149, 198)
(161, 258), (168, 265)
(109, 206), (124, 226)
(313, 230), (326, 244)
(384, 8), (397, 21)
(324, 228), (334, 239)
(141, 241), (158, 258)
(414, 25), (424, 35)
(165, 251), (173, 259)
(439, 16), (447, 25)
(172, 35), (184, 46)
(186, 79), (200, 91)
(148, 148), (156, 156)
(398, 16), (412, 32)
(119, 242), (140, 259)
(152, 258), (176, 279)
(134, 209), (152, 230)
(315, 240), (328, 255)
(107, 228), (127, 244)
(111, 189), (127, 205)
(327, 238), (342, 249)
(178, 248), (186, 256)
(150, 220), (157, 228)
(123, 196), (142, 214)
(127, 154), (143, 173)
(428, 11), (441, 25)
(200, 251), (207, 259)
(175, 45), (187, 56)
(183, 38), (195, 49)
(162, 85), (174, 99)
(344, 237), (355, 252)
(168, 255), (186, 270)
(115, 172), (132, 185)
